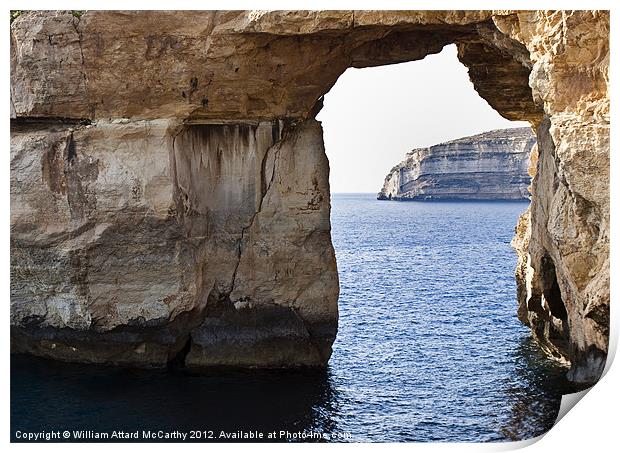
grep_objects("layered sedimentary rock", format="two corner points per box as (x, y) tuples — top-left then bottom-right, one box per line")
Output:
(10, 11), (609, 382)
(378, 128), (535, 201)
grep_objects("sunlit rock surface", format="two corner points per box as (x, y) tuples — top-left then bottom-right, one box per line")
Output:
(378, 128), (535, 201)
(10, 10), (609, 382)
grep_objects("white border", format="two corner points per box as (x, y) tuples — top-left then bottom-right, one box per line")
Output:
(3, 1), (617, 451)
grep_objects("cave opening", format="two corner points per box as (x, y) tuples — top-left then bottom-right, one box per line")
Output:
(316, 43), (536, 327)
(541, 254), (568, 322)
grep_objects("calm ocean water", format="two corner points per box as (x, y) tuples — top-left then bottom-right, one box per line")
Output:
(11, 193), (578, 442)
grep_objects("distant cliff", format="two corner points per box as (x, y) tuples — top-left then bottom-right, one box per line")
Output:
(378, 128), (536, 201)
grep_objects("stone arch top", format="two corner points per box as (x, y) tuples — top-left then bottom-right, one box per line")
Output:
(11, 10), (545, 123)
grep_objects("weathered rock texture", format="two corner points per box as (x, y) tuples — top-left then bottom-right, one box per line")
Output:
(377, 127), (536, 201)
(10, 10), (609, 383)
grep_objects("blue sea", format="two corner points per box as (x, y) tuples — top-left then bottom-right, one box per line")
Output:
(11, 194), (577, 442)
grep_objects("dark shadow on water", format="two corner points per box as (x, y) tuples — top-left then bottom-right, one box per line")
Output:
(12, 336), (586, 443)
(499, 336), (589, 441)
(10, 354), (340, 442)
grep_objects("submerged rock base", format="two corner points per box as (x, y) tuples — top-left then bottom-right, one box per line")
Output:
(12, 304), (336, 368)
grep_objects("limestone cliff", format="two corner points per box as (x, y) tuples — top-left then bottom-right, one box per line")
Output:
(378, 128), (535, 201)
(10, 11), (609, 383)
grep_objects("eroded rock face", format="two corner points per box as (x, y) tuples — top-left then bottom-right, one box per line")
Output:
(11, 117), (338, 367)
(378, 128), (536, 201)
(10, 10), (609, 382)
(498, 11), (610, 383)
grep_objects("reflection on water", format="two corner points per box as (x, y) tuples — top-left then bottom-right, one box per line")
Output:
(499, 337), (586, 440)
(11, 354), (339, 442)
(11, 196), (580, 442)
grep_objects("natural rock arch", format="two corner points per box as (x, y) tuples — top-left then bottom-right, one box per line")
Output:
(10, 11), (609, 383)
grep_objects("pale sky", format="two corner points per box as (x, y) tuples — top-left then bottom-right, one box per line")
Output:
(316, 44), (529, 193)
